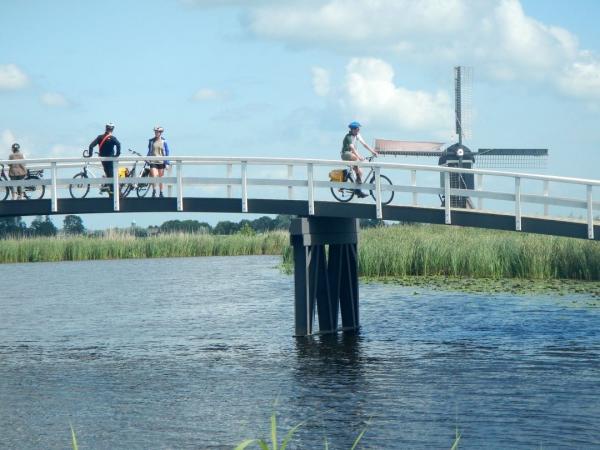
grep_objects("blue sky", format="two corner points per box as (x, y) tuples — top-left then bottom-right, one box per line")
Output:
(2, 0), (600, 229)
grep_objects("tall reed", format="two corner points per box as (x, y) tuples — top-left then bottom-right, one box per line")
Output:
(283, 224), (600, 281)
(0, 231), (288, 263)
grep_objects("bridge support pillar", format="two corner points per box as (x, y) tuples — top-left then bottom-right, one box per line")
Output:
(290, 217), (359, 337)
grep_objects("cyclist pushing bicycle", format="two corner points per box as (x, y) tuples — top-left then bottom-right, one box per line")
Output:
(341, 121), (378, 198)
(87, 122), (121, 195)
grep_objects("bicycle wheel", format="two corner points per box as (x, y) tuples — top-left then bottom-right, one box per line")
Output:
(369, 174), (394, 205)
(136, 182), (151, 198)
(1, 184), (9, 201)
(23, 176), (45, 200)
(135, 168), (150, 198)
(120, 182), (132, 198)
(330, 171), (355, 202)
(69, 173), (90, 199)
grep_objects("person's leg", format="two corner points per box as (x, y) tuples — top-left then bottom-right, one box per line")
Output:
(149, 166), (158, 196)
(16, 176), (23, 199)
(9, 178), (15, 200)
(349, 154), (366, 197)
(158, 167), (165, 196)
(101, 161), (113, 193)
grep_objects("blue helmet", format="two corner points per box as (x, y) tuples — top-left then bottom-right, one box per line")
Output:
(348, 121), (361, 130)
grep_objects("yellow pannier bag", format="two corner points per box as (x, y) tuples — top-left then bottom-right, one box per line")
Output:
(118, 167), (129, 178)
(329, 169), (345, 182)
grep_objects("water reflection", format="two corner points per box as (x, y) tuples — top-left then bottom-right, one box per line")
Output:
(291, 332), (373, 448)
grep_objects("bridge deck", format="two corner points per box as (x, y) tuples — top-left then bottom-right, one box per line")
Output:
(1, 197), (597, 241)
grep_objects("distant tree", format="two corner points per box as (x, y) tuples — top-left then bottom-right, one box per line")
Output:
(272, 214), (291, 230)
(160, 219), (211, 234)
(0, 216), (27, 238)
(213, 220), (240, 235)
(238, 222), (256, 236)
(30, 215), (57, 236)
(251, 216), (276, 233)
(63, 215), (86, 235)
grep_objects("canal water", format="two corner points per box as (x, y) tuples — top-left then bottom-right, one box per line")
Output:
(0, 256), (598, 449)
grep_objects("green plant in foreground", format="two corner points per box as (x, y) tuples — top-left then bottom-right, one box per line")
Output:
(70, 424), (78, 450)
(235, 412), (369, 450)
(235, 411), (302, 450)
(450, 426), (461, 450)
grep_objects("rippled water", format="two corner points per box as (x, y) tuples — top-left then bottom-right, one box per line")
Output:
(0, 256), (598, 449)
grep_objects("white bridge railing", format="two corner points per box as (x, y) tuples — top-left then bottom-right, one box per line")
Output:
(0, 156), (598, 239)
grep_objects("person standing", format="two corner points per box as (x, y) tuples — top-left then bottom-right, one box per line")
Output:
(341, 121), (378, 198)
(146, 125), (170, 197)
(8, 143), (27, 200)
(87, 122), (121, 194)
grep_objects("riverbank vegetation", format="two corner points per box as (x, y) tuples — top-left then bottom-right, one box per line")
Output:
(2, 218), (600, 283)
(0, 230), (288, 263)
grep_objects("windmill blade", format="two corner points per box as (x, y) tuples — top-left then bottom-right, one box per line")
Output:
(475, 148), (548, 169)
(455, 66), (473, 144)
(375, 139), (445, 157)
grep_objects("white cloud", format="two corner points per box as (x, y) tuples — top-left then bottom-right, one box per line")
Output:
(0, 64), (29, 90)
(40, 92), (71, 107)
(1, 129), (18, 149)
(311, 67), (330, 96)
(192, 88), (227, 101)
(557, 59), (600, 100)
(341, 58), (452, 132)
(48, 144), (82, 158)
(222, 0), (600, 101)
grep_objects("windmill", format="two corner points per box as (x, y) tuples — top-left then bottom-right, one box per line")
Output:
(375, 66), (548, 207)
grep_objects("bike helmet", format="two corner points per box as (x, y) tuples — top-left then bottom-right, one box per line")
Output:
(153, 126), (164, 133)
(348, 121), (361, 129)
(11, 143), (20, 151)
(105, 122), (115, 131)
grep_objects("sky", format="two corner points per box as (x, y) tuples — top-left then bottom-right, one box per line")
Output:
(2, 0), (600, 229)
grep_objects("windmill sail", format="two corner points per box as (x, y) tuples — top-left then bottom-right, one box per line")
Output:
(375, 139), (444, 157)
(455, 66), (473, 144)
(475, 148), (548, 168)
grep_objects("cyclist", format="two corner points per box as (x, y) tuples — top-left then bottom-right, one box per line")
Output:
(87, 122), (121, 195)
(8, 143), (26, 200)
(341, 121), (378, 198)
(146, 125), (170, 198)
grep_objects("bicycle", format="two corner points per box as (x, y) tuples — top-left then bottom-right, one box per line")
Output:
(69, 150), (113, 198)
(329, 155), (394, 204)
(120, 149), (152, 198)
(1, 163), (46, 200)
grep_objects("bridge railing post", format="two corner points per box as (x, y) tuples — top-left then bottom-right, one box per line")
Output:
(543, 180), (549, 217)
(176, 160), (183, 211)
(411, 170), (417, 206)
(50, 162), (58, 212)
(515, 176), (522, 231)
(587, 185), (594, 240)
(476, 174), (483, 210)
(287, 164), (294, 200)
(227, 163), (233, 198)
(375, 166), (382, 219)
(112, 158), (120, 211)
(307, 163), (314, 215)
(444, 171), (451, 224)
(167, 164), (173, 198)
(241, 161), (248, 213)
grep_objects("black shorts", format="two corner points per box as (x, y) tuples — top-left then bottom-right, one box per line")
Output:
(149, 163), (165, 170)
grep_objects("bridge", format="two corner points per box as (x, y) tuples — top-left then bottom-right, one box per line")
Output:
(1, 155), (599, 336)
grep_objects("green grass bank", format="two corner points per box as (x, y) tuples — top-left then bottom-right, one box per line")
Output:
(2, 225), (600, 282)
(284, 224), (600, 281)
(0, 231), (289, 263)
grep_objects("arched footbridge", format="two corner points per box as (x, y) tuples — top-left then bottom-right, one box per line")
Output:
(2, 155), (599, 336)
